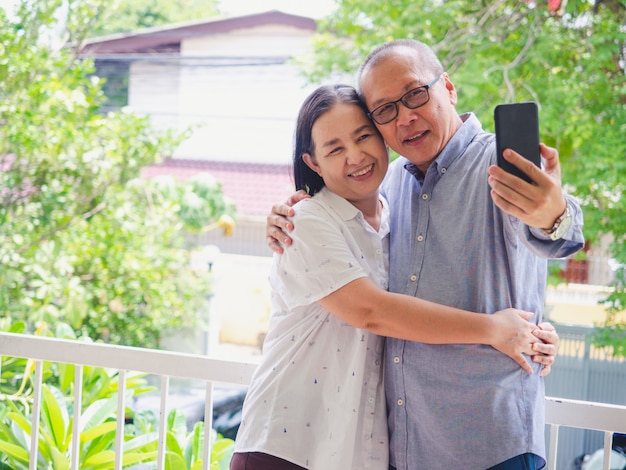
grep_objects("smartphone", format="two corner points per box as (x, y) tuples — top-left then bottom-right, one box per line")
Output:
(494, 102), (541, 183)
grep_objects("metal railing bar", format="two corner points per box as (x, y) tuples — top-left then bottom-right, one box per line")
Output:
(204, 382), (214, 470)
(547, 424), (560, 470)
(5, 333), (626, 469)
(602, 431), (613, 470)
(0, 332), (257, 385)
(29, 360), (43, 470)
(115, 369), (127, 470)
(157, 375), (169, 470)
(70, 365), (83, 470)
(545, 397), (626, 433)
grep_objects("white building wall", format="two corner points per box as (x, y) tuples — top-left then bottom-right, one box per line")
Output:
(174, 61), (315, 163)
(181, 24), (313, 58)
(176, 25), (320, 164)
(128, 61), (181, 132)
(124, 24), (328, 164)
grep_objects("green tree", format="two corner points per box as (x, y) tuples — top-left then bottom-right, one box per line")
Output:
(0, 0), (234, 348)
(91, 0), (219, 36)
(298, 0), (626, 353)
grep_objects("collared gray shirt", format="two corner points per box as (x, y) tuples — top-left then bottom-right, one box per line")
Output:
(381, 113), (584, 470)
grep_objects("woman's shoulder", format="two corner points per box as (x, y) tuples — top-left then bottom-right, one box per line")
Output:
(292, 192), (326, 217)
(293, 188), (347, 218)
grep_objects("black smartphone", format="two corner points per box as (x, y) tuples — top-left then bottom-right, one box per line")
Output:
(494, 102), (541, 183)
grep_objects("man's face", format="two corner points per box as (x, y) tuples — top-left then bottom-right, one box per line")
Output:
(359, 47), (462, 173)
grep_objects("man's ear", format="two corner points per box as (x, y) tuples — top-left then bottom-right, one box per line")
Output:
(302, 153), (321, 175)
(442, 73), (458, 106)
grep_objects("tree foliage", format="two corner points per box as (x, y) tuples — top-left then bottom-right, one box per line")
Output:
(299, 0), (626, 352)
(0, 0), (235, 348)
(90, 0), (219, 36)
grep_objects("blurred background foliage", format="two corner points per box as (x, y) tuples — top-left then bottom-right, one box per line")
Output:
(90, 0), (218, 36)
(0, 0), (233, 349)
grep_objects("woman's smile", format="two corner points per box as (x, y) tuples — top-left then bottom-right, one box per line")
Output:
(349, 163), (375, 178)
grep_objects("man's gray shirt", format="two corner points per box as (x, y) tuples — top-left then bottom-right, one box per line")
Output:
(381, 113), (584, 469)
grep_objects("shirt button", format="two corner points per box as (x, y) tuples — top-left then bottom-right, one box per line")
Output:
(393, 356), (400, 364)
(368, 397), (374, 403)
(397, 399), (404, 406)
(422, 193), (429, 200)
(410, 275), (417, 282)
(441, 167), (447, 174)
(376, 249), (382, 254)
(375, 359), (381, 366)
(417, 235), (424, 242)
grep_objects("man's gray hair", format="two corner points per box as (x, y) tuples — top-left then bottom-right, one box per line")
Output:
(357, 39), (444, 96)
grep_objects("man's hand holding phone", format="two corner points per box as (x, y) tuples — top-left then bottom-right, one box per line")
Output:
(491, 101), (570, 232)
(488, 143), (568, 233)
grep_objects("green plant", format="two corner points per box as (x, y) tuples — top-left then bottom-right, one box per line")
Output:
(0, 321), (234, 469)
(0, 320), (153, 468)
(0, 356), (234, 469)
(128, 408), (235, 470)
(0, 378), (154, 469)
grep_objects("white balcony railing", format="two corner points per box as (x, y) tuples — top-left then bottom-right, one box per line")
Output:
(1, 332), (626, 470)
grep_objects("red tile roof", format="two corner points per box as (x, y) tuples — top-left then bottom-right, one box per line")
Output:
(141, 158), (295, 216)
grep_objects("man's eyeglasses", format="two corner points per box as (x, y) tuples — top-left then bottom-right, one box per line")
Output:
(367, 74), (442, 125)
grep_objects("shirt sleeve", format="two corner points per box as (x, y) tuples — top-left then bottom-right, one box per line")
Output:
(523, 194), (585, 258)
(271, 200), (369, 310)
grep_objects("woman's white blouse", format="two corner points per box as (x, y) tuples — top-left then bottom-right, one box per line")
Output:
(234, 187), (390, 469)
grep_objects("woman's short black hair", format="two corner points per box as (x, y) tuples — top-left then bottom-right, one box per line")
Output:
(292, 84), (369, 196)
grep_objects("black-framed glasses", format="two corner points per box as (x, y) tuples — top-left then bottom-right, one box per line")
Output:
(367, 74), (442, 125)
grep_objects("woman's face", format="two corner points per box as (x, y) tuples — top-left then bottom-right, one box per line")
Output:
(303, 102), (388, 209)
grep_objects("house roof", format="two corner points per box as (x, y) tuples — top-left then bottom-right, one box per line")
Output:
(141, 159), (295, 217)
(79, 10), (317, 55)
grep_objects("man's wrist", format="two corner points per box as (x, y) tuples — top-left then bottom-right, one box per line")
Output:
(541, 199), (572, 241)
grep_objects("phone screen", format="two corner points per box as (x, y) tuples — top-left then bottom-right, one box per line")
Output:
(494, 102), (541, 183)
